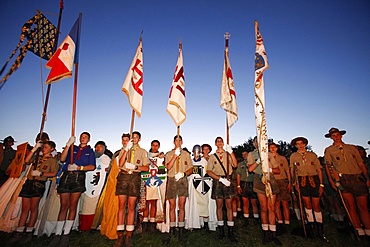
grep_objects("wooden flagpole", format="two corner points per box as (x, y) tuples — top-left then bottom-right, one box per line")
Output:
(224, 33), (230, 180)
(70, 13), (82, 165)
(176, 125), (180, 173)
(39, 1), (64, 135)
(129, 109), (135, 137)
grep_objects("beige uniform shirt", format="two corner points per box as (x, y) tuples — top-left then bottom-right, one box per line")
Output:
(247, 150), (278, 175)
(290, 151), (321, 176)
(165, 149), (192, 177)
(324, 143), (362, 175)
(27, 156), (59, 181)
(272, 154), (289, 180)
(122, 145), (149, 173)
(207, 150), (234, 176)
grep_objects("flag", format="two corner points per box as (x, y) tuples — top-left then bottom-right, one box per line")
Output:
(167, 42), (186, 126)
(0, 12), (57, 90)
(45, 13), (82, 84)
(254, 20), (271, 197)
(220, 41), (238, 128)
(122, 38), (143, 117)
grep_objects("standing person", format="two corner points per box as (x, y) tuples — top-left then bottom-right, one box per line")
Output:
(186, 144), (217, 231)
(79, 141), (111, 231)
(165, 135), (193, 243)
(206, 136), (238, 242)
(290, 137), (328, 242)
(201, 144), (212, 161)
(49, 132), (96, 247)
(0, 136), (16, 186)
(115, 131), (149, 247)
(248, 137), (281, 245)
(324, 127), (370, 239)
(100, 133), (130, 241)
(142, 139), (165, 233)
(9, 140), (59, 244)
(236, 150), (259, 227)
(269, 142), (292, 234)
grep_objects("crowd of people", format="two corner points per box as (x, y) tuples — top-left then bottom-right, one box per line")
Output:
(0, 127), (369, 247)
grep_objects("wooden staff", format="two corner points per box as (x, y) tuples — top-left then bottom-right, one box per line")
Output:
(224, 33), (230, 180)
(176, 125), (180, 173)
(293, 162), (307, 237)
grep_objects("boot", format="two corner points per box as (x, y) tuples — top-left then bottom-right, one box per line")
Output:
(307, 222), (317, 239)
(125, 231), (133, 247)
(113, 231), (125, 247)
(59, 234), (70, 247)
(178, 227), (185, 243)
(164, 227), (175, 245)
(269, 231), (282, 246)
(218, 226), (225, 239)
(262, 230), (270, 244)
(47, 234), (62, 247)
(149, 222), (156, 233)
(203, 222), (209, 232)
(317, 223), (330, 243)
(243, 218), (249, 227)
(142, 222), (148, 233)
(17, 232), (33, 245)
(7, 232), (24, 244)
(227, 226), (238, 242)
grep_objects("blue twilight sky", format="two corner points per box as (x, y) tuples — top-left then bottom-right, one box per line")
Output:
(0, 0), (369, 157)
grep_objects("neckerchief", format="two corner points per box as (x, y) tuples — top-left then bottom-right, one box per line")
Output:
(76, 145), (90, 160)
(193, 156), (201, 162)
(130, 144), (140, 164)
(299, 151), (307, 164)
(338, 145), (347, 162)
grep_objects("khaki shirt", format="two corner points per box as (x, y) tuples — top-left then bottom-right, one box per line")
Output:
(247, 150), (277, 175)
(122, 145), (149, 173)
(207, 150), (234, 176)
(236, 159), (254, 182)
(165, 150), (192, 177)
(324, 143), (362, 175)
(272, 154), (289, 180)
(27, 156), (59, 181)
(290, 151), (321, 176)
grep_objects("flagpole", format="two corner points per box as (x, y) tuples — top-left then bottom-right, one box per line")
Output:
(70, 13), (82, 165)
(39, 0), (64, 135)
(224, 32), (230, 180)
(129, 109), (135, 137)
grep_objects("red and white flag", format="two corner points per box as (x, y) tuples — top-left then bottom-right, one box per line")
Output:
(220, 44), (238, 128)
(46, 14), (81, 84)
(167, 43), (186, 126)
(122, 38), (143, 117)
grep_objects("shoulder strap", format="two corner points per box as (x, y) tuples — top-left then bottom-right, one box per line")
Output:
(214, 154), (227, 176)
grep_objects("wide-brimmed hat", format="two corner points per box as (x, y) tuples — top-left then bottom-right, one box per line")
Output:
(324, 127), (346, 138)
(291, 137), (308, 146)
(368, 140), (370, 145)
(357, 145), (368, 151)
(1, 136), (16, 144)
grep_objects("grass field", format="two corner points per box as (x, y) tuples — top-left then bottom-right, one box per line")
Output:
(2, 212), (368, 247)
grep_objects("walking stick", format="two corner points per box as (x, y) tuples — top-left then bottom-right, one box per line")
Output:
(293, 162), (307, 237)
(326, 163), (361, 242)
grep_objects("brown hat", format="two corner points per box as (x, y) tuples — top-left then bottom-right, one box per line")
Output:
(324, 127), (346, 138)
(368, 140), (370, 145)
(357, 145), (368, 151)
(1, 136), (16, 144)
(291, 137), (308, 146)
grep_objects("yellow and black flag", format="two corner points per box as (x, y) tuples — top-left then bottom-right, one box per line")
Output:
(0, 11), (57, 90)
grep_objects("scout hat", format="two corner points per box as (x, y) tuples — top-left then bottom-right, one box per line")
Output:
(324, 127), (346, 138)
(268, 142), (280, 149)
(291, 137), (308, 146)
(1, 136), (16, 144)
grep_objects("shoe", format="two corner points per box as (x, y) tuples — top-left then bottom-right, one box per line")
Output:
(125, 236), (133, 247)
(243, 218), (249, 227)
(113, 234), (124, 247)
(203, 222), (209, 232)
(179, 227), (186, 243)
(149, 222), (156, 234)
(270, 231), (282, 246)
(47, 235), (62, 247)
(317, 223), (330, 243)
(164, 227), (174, 245)
(218, 226), (225, 239)
(17, 233), (33, 245)
(227, 226), (238, 242)
(59, 235), (69, 247)
(262, 230), (270, 244)
(142, 222), (148, 233)
(7, 232), (24, 244)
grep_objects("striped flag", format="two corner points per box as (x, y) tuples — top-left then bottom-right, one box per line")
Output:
(254, 20), (271, 197)
(220, 35), (238, 128)
(46, 14), (82, 84)
(167, 42), (186, 126)
(122, 38), (143, 117)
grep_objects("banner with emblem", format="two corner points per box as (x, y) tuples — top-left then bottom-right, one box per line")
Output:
(122, 37), (143, 117)
(8, 142), (28, 178)
(254, 20), (272, 198)
(0, 11), (57, 90)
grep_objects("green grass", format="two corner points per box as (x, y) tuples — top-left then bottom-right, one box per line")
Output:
(1, 215), (368, 246)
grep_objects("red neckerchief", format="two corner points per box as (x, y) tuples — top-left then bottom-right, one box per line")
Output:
(76, 145), (89, 160)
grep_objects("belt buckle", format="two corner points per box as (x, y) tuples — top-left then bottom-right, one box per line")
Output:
(128, 170), (133, 174)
